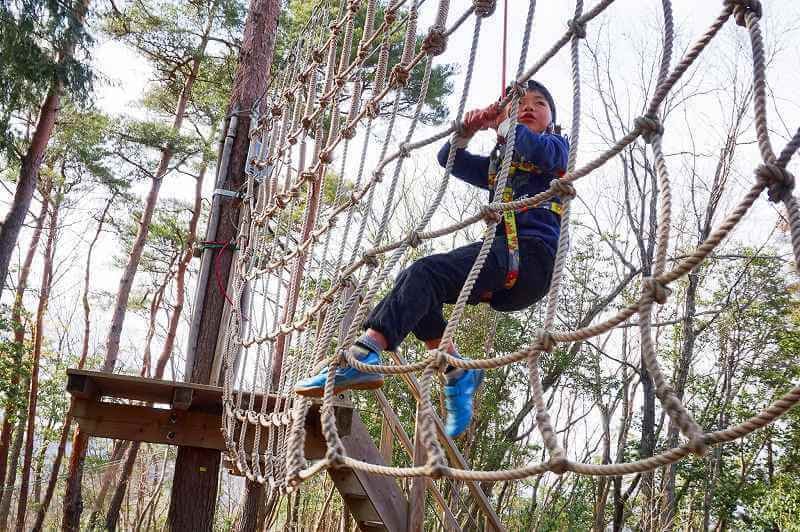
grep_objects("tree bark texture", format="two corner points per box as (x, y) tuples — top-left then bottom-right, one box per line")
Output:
(0, 179), (50, 489)
(15, 190), (60, 532)
(0, 0), (89, 302)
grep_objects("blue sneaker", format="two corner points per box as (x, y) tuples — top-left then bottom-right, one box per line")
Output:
(443, 368), (485, 438)
(294, 346), (385, 398)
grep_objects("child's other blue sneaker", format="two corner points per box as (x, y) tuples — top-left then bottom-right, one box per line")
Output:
(294, 346), (384, 398)
(443, 368), (485, 438)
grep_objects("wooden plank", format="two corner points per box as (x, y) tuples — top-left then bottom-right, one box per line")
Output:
(65, 368), (352, 431)
(70, 399), (330, 460)
(389, 353), (506, 532)
(66, 371), (97, 399)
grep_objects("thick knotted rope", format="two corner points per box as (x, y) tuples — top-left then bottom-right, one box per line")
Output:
(757, 163), (795, 203)
(220, 0), (800, 496)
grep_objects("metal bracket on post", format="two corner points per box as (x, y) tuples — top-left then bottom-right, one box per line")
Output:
(213, 188), (245, 200)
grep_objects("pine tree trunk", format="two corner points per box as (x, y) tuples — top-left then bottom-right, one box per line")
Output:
(0, 0), (89, 303)
(15, 189), (61, 532)
(104, 441), (140, 532)
(154, 158), (206, 378)
(0, 387), (28, 528)
(84, 440), (129, 531)
(0, 179), (52, 487)
(33, 193), (114, 531)
(101, 0), (215, 375)
(32, 419), (53, 504)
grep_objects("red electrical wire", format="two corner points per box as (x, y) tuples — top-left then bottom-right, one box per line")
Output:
(501, 0), (508, 98)
(210, 240), (235, 307)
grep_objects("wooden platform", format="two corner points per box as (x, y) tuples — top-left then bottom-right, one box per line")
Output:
(66, 369), (351, 458)
(66, 369), (409, 531)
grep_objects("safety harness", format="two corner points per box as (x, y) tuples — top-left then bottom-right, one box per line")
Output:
(487, 147), (563, 290)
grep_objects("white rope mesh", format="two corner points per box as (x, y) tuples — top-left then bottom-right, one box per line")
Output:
(217, 0), (800, 493)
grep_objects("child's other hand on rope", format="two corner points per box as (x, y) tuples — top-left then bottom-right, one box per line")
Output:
(462, 104), (504, 137)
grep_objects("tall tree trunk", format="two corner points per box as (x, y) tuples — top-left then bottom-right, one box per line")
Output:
(104, 442), (141, 532)
(169, 0), (279, 528)
(15, 188), (61, 532)
(31, 418), (54, 504)
(0, 179), (51, 489)
(154, 158), (206, 378)
(0, 0), (89, 302)
(32, 192), (115, 531)
(0, 383), (28, 528)
(85, 441), (129, 531)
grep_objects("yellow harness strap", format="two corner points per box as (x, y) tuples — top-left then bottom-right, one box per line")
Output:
(487, 161), (561, 291)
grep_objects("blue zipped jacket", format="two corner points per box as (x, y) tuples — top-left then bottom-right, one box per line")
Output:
(437, 124), (569, 256)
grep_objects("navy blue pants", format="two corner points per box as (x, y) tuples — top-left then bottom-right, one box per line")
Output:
(364, 236), (554, 351)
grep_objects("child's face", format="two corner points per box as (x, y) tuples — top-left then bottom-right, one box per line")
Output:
(500, 90), (552, 133)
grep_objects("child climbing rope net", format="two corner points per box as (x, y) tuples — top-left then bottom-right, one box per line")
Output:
(218, 0), (800, 492)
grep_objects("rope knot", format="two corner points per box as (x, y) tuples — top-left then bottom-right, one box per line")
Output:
(283, 90), (295, 103)
(405, 231), (422, 248)
(688, 433), (709, 457)
(384, 8), (398, 25)
(301, 170), (317, 184)
(319, 149), (334, 165)
(549, 179), (576, 200)
(423, 26), (448, 56)
(301, 115), (314, 130)
(537, 329), (556, 352)
(270, 104), (282, 117)
(311, 50), (325, 64)
(643, 277), (670, 304)
(365, 100), (381, 119)
(430, 350), (449, 372)
(326, 446), (346, 468)
(347, 0), (360, 13)
(341, 125), (357, 140)
(548, 456), (570, 475)
(288, 134), (298, 146)
(480, 204), (502, 224)
(425, 461), (446, 480)
(756, 163), (795, 203)
(390, 64), (410, 88)
(567, 18), (587, 39)
(634, 114), (664, 144)
(363, 250), (379, 268)
(334, 75), (346, 88)
(473, 0), (496, 17)
(398, 142), (411, 159)
(728, 0), (762, 27)
(372, 170), (384, 183)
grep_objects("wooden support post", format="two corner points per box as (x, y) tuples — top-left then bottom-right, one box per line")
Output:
(167, 0), (281, 529)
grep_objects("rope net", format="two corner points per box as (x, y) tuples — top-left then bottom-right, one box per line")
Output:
(219, 0), (800, 491)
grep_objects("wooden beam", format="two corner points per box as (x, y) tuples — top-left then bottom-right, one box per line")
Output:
(66, 372), (97, 399)
(172, 387), (194, 410)
(70, 399), (331, 459)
